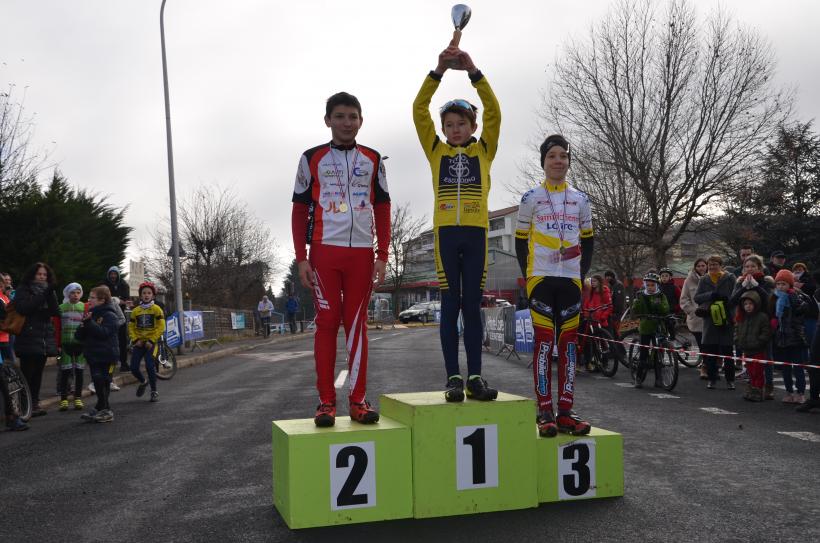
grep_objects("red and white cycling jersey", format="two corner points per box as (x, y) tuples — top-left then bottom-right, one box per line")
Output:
(292, 141), (390, 250)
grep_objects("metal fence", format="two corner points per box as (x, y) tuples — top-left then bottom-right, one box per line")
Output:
(193, 304), (258, 341)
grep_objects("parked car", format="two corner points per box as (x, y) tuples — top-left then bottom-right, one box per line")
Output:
(399, 302), (440, 324)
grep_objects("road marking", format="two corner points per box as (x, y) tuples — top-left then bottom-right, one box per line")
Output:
(593, 376), (610, 380)
(237, 350), (313, 362)
(649, 393), (680, 399)
(699, 407), (738, 415)
(615, 382), (634, 388)
(334, 370), (348, 388)
(777, 431), (820, 443)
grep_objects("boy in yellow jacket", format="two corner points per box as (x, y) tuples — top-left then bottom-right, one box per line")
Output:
(413, 45), (501, 402)
(129, 281), (165, 402)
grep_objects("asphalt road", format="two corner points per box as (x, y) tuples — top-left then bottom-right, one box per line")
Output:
(1, 326), (818, 542)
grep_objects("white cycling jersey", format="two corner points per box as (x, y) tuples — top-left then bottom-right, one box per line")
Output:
(515, 181), (593, 279)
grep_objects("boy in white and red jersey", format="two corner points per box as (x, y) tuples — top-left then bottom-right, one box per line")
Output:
(515, 135), (594, 438)
(291, 92), (391, 427)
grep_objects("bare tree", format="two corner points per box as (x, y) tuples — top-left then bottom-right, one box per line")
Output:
(143, 184), (280, 308)
(519, 0), (790, 266)
(0, 86), (50, 204)
(384, 202), (428, 316)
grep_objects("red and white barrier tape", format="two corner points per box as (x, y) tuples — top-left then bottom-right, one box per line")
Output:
(576, 332), (820, 371)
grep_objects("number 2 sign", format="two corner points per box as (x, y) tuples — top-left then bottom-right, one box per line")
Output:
(329, 442), (376, 510)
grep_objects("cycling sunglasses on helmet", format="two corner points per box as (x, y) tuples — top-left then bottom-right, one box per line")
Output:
(439, 99), (475, 114)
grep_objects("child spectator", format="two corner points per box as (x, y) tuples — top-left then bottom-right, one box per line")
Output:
(57, 283), (86, 411)
(129, 281), (165, 403)
(769, 270), (808, 404)
(659, 268), (681, 340)
(734, 291), (771, 402)
(582, 274), (612, 371)
(75, 286), (119, 423)
(631, 272), (670, 388)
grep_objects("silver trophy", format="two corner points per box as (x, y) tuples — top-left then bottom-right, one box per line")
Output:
(446, 4), (472, 69)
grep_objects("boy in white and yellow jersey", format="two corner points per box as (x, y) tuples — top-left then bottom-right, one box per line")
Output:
(515, 135), (594, 437)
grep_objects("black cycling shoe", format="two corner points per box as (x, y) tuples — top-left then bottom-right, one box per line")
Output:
(466, 376), (498, 401)
(445, 375), (465, 402)
(536, 410), (558, 437)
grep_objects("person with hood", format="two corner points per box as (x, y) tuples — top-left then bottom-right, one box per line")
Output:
(693, 255), (737, 390)
(728, 254), (776, 396)
(658, 267), (681, 339)
(101, 266), (130, 371)
(769, 269), (808, 404)
(734, 290), (771, 402)
(75, 286), (120, 423)
(680, 258), (707, 379)
(13, 262), (60, 416)
(56, 282), (87, 411)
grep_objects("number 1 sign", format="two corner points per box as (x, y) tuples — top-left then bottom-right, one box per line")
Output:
(455, 425), (499, 490)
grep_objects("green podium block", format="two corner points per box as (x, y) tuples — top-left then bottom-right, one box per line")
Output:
(380, 391), (538, 518)
(535, 427), (624, 503)
(272, 417), (412, 529)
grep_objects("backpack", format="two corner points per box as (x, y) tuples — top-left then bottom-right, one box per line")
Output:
(710, 300), (728, 327)
(0, 300), (26, 335)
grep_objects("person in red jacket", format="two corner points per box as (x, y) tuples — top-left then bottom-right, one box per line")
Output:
(291, 92), (391, 427)
(581, 275), (612, 371)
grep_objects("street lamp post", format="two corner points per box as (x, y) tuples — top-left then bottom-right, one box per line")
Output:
(160, 0), (185, 348)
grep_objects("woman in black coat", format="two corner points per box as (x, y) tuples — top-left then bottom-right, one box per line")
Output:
(13, 262), (60, 416)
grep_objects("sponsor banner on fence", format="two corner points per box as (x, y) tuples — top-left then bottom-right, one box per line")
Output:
(231, 312), (246, 330)
(165, 311), (205, 347)
(483, 307), (506, 353)
(515, 309), (534, 353)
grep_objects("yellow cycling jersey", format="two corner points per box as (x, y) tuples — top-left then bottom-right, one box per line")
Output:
(129, 303), (166, 343)
(515, 181), (593, 281)
(412, 71), (501, 229)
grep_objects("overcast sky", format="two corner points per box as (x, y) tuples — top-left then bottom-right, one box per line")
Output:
(3, 0), (819, 292)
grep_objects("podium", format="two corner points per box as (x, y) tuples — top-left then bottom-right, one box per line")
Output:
(272, 392), (623, 528)
(272, 417), (412, 529)
(380, 391), (538, 518)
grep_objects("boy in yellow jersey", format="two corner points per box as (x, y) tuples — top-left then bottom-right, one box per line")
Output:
(515, 135), (594, 437)
(413, 45), (500, 402)
(129, 281), (165, 402)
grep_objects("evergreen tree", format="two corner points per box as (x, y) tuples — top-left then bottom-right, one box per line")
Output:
(722, 121), (820, 265)
(0, 171), (131, 292)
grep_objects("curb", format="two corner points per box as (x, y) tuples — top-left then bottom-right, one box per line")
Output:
(38, 332), (308, 411)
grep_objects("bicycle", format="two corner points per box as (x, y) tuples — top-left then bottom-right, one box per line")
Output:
(578, 304), (621, 377)
(1, 362), (33, 422)
(626, 314), (680, 391)
(154, 334), (178, 380)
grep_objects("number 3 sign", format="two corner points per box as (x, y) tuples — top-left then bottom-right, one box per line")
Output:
(557, 440), (596, 499)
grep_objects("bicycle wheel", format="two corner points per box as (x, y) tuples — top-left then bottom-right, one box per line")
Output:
(155, 343), (178, 380)
(595, 329), (619, 377)
(671, 338), (698, 368)
(658, 341), (679, 391)
(4, 365), (33, 422)
(628, 340), (646, 386)
(620, 332), (638, 369)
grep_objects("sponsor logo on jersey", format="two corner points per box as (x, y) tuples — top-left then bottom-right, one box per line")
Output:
(537, 341), (551, 396)
(448, 154), (471, 178)
(439, 203), (455, 211)
(357, 200), (368, 210)
(353, 166), (370, 177)
(296, 168), (309, 190)
(463, 201), (481, 213)
(352, 191), (367, 197)
(322, 168), (344, 177)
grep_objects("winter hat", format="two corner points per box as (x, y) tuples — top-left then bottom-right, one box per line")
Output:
(774, 269), (794, 287)
(62, 282), (83, 303)
(540, 134), (571, 166)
